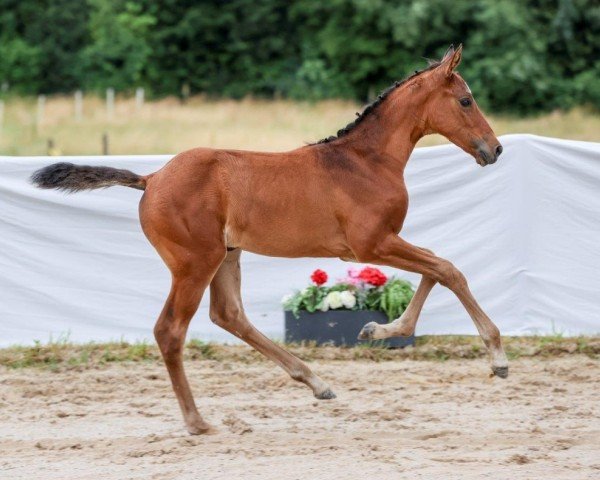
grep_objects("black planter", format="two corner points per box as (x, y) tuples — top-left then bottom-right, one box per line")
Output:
(284, 310), (415, 348)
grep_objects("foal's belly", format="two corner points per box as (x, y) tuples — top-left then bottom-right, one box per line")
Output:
(224, 208), (353, 259)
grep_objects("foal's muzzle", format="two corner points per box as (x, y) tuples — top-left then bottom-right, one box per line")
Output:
(476, 142), (503, 166)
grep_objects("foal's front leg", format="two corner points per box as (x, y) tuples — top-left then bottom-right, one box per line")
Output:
(358, 274), (435, 340)
(354, 235), (509, 378)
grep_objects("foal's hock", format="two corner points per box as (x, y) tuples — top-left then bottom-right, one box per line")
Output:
(32, 45), (508, 435)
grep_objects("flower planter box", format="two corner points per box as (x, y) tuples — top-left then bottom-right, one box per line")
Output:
(284, 310), (415, 348)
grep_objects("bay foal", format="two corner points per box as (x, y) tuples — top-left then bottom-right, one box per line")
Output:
(32, 46), (508, 435)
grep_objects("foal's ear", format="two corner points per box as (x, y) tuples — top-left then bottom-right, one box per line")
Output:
(442, 44), (462, 77)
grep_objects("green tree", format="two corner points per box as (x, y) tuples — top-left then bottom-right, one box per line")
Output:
(0, 0), (89, 93)
(0, 38), (41, 94)
(141, 0), (300, 98)
(0, 0), (598, 112)
(82, 0), (156, 92)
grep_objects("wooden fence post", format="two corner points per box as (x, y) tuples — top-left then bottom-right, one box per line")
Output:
(36, 95), (46, 130)
(106, 88), (114, 119)
(102, 132), (109, 155)
(181, 82), (190, 104)
(75, 90), (83, 121)
(135, 87), (144, 111)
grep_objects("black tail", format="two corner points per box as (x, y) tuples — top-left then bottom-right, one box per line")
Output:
(31, 162), (146, 192)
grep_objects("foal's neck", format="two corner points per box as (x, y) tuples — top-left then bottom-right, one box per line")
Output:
(339, 85), (430, 169)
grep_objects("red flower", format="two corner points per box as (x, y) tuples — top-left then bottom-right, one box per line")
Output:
(358, 266), (387, 287)
(310, 269), (328, 286)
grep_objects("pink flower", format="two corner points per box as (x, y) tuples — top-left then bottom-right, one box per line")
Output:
(341, 267), (362, 285)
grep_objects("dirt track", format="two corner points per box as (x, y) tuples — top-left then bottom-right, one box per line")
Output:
(1, 356), (599, 479)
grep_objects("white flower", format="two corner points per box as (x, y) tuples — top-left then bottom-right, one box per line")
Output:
(325, 291), (343, 309)
(319, 297), (329, 312)
(340, 290), (356, 309)
(281, 294), (294, 305)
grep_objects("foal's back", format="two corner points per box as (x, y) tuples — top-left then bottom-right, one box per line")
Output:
(140, 146), (356, 258)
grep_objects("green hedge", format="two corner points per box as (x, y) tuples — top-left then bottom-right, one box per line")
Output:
(0, 0), (598, 113)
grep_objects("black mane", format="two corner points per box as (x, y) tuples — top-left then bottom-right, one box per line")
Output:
(313, 61), (441, 144)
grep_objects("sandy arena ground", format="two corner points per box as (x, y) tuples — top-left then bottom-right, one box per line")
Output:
(1, 355), (599, 479)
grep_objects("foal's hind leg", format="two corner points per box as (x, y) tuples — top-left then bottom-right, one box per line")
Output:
(209, 249), (335, 399)
(153, 249), (225, 435)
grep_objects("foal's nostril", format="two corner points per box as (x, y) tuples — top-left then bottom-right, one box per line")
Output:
(495, 145), (503, 157)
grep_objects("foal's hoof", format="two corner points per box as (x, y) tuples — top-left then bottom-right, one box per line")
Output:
(315, 388), (337, 400)
(491, 366), (509, 379)
(358, 322), (378, 340)
(186, 422), (217, 436)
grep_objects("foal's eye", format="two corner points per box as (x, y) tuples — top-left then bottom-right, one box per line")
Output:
(460, 97), (472, 107)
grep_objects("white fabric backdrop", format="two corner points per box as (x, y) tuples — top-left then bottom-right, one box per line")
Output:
(0, 134), (599, 346)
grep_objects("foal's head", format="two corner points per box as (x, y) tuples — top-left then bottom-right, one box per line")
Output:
(422, 45), (502, 166)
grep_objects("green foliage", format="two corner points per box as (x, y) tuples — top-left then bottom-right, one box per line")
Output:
(0, 0), (91, 93)
(0, 38), (41, 93)
(283, 276), (414, 322)
(81, 0), (156, 92)
(0, 0), (598, 112)
(351, 277), (414, 321)
(354, 284), (382, 313)
(379, 278), (415, 321)
(187, 338), (218, 359)
(283, 285), (328, 316)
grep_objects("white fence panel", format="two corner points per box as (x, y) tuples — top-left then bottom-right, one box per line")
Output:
(0, 134), (599, 346)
